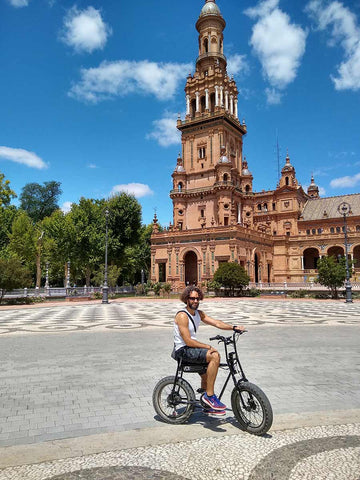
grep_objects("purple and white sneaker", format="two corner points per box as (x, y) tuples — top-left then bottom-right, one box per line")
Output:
(202, 393), (227, 411)
(203, 408), (226, 416)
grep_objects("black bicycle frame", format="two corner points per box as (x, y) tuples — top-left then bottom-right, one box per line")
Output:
(171, 333), (248, 405)
(217, 334), (248, 400)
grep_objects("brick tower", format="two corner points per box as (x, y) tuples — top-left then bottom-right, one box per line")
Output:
(172, 0), (249, 232)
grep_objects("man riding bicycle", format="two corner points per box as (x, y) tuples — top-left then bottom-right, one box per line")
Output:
(173, 286), (245, 415)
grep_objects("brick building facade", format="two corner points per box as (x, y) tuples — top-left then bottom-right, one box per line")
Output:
(150, 0), (360, 289)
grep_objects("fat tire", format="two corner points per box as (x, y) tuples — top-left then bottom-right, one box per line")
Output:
(152, 376), (195, 425)
(231, 382), (273, 435)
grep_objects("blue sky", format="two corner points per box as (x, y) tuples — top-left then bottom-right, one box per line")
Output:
(1, 0), (360, 226)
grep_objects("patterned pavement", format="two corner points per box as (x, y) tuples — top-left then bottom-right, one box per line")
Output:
(0, 299), (359, 335)
(0, 299), (359, 479)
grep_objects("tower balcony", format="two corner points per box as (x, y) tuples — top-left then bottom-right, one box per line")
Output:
(196, 52), (227, 64)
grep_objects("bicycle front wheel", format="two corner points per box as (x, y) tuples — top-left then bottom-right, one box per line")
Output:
(231, 382), (273, 435)
(152, 376), (195, 424)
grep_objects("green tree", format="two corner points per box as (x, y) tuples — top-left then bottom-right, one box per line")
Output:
(316, 255), (349, 299)
(42, 210), (75, 286)
(213, 262), (250, 296)
(120, 223), (153, 284)
(0, 171), (17, 207)
(68, 198), (105, 287)
(93, 265), (121, 288)
(108, 193), (142, 263)
(0, 205), (17, 255)
(20, 181), (62, 222)
(0, 258), (31, 303)
(8, 211), (42, 287)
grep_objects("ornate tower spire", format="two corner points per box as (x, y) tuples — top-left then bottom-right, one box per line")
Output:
(196, 0), (227, 74)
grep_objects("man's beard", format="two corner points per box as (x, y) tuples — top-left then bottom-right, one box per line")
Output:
(188, 301), (198, 310)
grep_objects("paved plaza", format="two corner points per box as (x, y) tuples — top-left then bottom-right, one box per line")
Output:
(0, 298), (359, 479)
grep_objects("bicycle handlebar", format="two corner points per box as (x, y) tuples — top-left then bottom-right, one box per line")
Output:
(209, 331), (247, 342)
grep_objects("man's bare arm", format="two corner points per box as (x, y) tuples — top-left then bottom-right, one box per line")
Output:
(199, 310), (245, 331)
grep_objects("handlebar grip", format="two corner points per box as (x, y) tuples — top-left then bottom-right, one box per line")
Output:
(209, 336), (218, 341)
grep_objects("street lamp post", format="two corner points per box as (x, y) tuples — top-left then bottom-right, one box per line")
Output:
(66, 260), (71, 296)
(45, 262), (50, 295)
(338, 202), (352, 303)
(102, 208), (109, 304)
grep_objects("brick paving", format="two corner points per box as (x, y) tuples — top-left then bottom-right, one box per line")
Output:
(0, 299), (359, 478)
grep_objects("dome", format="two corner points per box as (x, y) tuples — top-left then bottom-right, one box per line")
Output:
(219, 155), (230, 164)
(175, 165), (185, 173)
(242, 158), (252, 176)
(200, 0), (221, 17)
(281, 153), (294, 173)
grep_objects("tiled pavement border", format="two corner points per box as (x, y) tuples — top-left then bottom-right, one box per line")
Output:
(0, 409), (359, 469)
(0, 413), (359, 479)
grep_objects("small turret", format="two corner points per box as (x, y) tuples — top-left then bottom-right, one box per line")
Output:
(307, 175), (320, 198)
(279, 151), (298, 188)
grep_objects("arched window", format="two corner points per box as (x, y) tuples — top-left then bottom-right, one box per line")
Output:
(223, 173), (228, 182)
(210, 92), (215, 112)
(204, 38), (208, 53)
(357, 225), (360, 232)
(263, 203), (268, 212)
(190, 99), (196, 118)
(178, 182), (183, 192)
(330, 227), (335, 233)
(285, 177), (289, 186)
(245, 185), (250, 193)
(257, 204), (262, 211)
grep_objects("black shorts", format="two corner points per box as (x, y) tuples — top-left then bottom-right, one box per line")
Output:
(174, 346), (208, 364)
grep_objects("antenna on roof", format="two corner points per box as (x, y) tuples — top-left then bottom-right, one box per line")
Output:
(275, 129), (281, 182)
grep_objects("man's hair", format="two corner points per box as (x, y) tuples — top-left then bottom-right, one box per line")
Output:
(180, 286), (204, 304)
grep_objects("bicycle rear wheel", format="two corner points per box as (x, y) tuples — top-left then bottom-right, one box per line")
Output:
(231, 382), (273, 435)
(152, 376), (195, 424)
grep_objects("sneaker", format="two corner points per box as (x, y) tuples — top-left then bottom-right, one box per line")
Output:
(202, 393), (227, 411)
(203, 408), (226, 416)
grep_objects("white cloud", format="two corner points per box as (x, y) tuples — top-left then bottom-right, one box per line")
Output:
(146, 112), (181, 147)
(265, 87), (282, 104)
(0, 146), (47, 169)
(319, 186), (326, 196)
(227, 54), (249, 77)
(61, 6), (111, 54)
(69, 60), (192, 103)
(245, 0), (280, 18)
(7, 0), (29, 7)
(87, 163), (97, 169)
(330, 172), (360, 188)
(306, 0), (360, 90)
(110, 183), (154, 198)
(61, 201), (73, 214)
(245, 0), (307, 103)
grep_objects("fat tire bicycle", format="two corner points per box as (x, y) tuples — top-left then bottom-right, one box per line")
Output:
(152, 331), (273, 436)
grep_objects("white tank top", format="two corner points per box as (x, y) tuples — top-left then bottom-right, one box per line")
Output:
(174, 309), (201, 351)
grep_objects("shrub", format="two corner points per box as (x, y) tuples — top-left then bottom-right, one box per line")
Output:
(162, 282), (172, 295)
(248, 288), (261, 297)
(135, 284), (146, 296)
(153, 282), (162, 296)
(289, 289), (308, 298)
(213, 262), (249, 296)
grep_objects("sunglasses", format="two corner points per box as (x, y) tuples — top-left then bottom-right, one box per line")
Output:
(189, 297), (200, 301)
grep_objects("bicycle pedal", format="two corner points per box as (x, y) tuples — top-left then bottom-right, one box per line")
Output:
(197, 388), (206, 394)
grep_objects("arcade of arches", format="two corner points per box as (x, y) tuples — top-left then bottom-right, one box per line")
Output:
(150, 1), (360, 288)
